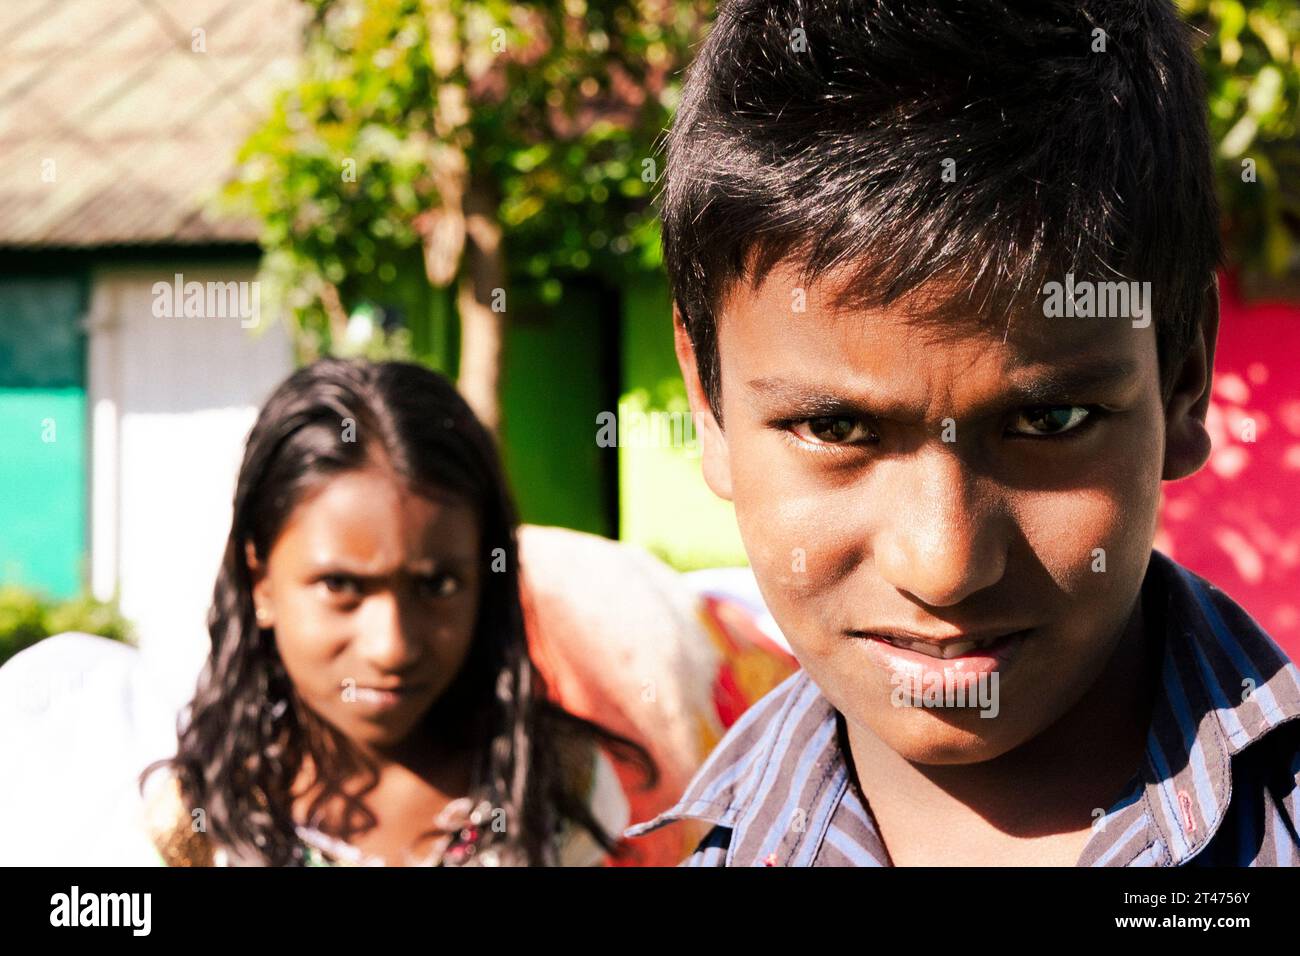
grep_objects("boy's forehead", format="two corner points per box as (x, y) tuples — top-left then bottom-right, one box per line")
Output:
(715, 259), (1156, 410)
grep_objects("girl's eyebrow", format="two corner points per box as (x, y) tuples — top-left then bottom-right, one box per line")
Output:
(747, 358), (1140, 418)
(305, 556), (471, 576)
(405, 557), (475, 575)
(304, 559), (380, 577)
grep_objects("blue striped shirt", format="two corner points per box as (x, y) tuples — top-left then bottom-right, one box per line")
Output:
(625, 551), (1300, 866)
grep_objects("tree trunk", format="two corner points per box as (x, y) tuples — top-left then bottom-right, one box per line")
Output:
(456, 175), (505, 435)
(421, 1), (502, 433)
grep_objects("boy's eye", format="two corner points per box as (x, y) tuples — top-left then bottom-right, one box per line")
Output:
(418, 572), (461, 599)
(791, 415), (877, 445)
(1008, 405), (1092, 437)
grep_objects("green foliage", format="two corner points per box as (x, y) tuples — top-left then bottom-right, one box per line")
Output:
(226, 0), (1300, 359)
(224, 0), (709, 359)
(1179, 0), (1300, 272)
(0, 586), (134, 667)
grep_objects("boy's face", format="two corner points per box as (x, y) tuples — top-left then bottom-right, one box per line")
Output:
(677, 259), (1216, 765)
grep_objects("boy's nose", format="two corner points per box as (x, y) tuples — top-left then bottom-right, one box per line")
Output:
(872, 453), (1008, 608)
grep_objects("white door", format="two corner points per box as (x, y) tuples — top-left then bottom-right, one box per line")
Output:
(86, 264), (293, 706)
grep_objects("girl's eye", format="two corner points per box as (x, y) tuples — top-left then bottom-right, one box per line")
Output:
(321, 574), (360, 597)
(1008, 405), (1093, 437)
(418, 573), (461, 599)
(791, 416), (877, 446)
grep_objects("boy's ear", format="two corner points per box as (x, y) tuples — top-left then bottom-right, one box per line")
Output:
(673, 304), (734, 501)
(245, 540), (274, 628)
(1162, 277), (1221, 481)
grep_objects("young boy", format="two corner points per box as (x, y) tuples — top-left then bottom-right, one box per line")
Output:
(625, 0), (1300, 865)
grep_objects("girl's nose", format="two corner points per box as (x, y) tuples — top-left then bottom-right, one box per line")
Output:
(355, 591), (425, 673)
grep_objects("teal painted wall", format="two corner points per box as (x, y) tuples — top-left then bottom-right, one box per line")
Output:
(0, 275), (88, 598)
(0, 388), (86, 596)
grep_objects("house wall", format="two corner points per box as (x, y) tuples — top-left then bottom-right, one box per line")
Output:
(86, 263), (293, 694)
(403, 274), (620, 538)
(618, 272), (747, 570)
(0, 274), (88, 598)
(499, 280), (620, 537)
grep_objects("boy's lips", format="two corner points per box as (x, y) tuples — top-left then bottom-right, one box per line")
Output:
(850, 627), (1032, 684)
(847, 626), (1031, 660)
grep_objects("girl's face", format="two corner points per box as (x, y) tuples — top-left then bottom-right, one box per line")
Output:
(248, 464), (482, 753)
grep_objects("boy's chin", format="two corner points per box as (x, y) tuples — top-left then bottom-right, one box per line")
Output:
(865, 707), (1030, 766)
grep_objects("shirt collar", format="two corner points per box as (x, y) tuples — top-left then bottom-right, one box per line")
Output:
(624, 666), (841, 865)
(627, 550), (1300, 866)
(1114, 550), (1300, 864)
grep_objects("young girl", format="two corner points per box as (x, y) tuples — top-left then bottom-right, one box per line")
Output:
(141, 358), (655, 866)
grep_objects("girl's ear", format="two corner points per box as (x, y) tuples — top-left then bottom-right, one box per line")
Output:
(245, 540), (274, 628)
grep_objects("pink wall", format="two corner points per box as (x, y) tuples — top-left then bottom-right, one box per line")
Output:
(1156, 271), (1300, 661)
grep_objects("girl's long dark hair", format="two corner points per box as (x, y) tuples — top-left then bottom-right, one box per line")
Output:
(143, 358), (656, 865)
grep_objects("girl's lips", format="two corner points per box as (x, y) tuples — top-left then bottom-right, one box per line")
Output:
(351, 684), (425, 713)
(858, 629), (1030, 686)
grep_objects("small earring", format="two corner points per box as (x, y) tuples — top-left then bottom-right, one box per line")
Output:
(255, 607), (270, 627)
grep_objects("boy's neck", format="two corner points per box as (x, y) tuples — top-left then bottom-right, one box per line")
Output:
(843, 591), (1160, 862)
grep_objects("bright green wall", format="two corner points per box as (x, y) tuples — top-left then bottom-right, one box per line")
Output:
(382, 267), (612, 536)
(618, 273), (747, 569)
(499, 282), (613, 536)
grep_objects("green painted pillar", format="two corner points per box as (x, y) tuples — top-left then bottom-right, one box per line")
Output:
(0, 276), (88, 598)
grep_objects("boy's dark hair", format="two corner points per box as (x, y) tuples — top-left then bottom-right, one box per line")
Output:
(661, 0), (1223, 422)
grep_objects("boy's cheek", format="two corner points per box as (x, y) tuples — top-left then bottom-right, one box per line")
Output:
(728, 408), (1165, 615)
(737, 549), (883, 688)
(1014, 444), (1164, 599)
(732, 483), (861, 619)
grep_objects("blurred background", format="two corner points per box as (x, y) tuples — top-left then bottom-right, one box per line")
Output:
(1, 0), (1298, 687)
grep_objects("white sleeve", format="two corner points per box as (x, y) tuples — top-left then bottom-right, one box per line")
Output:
(555, 748), (629, 867)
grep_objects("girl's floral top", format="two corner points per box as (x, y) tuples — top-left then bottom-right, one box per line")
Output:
(144, 742), (627, 867)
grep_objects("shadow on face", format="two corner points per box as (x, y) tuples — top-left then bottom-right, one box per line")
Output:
(676, 258), (1214, 765)
(247, 463), (482, 755)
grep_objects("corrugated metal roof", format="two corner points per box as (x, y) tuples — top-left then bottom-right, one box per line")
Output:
(0, 0), (304, 248)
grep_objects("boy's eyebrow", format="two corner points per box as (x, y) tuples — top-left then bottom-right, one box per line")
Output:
(746, 358), (1141, 418)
